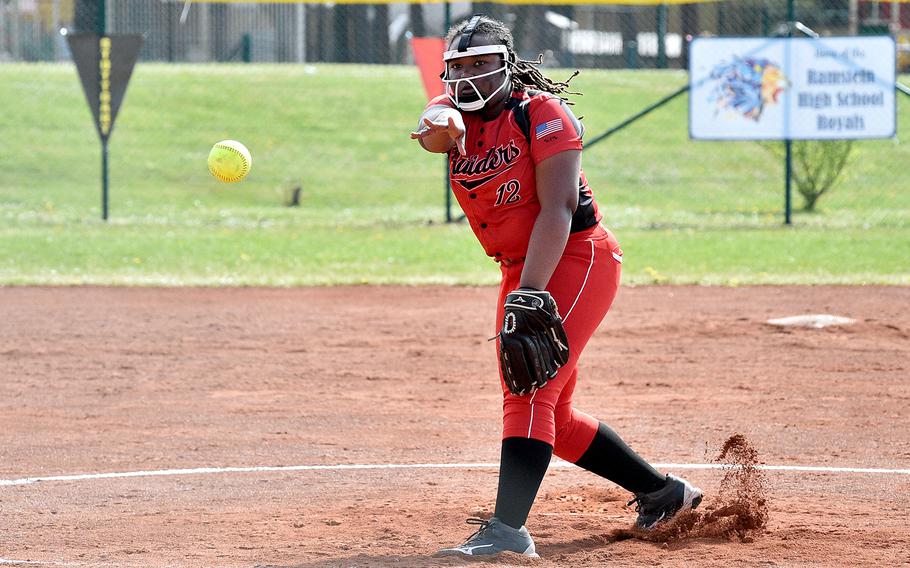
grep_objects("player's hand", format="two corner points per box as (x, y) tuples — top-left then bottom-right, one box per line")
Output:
(410, 114), (467, 156)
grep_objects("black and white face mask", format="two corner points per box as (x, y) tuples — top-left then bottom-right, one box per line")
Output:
(442, 44), (512, 112)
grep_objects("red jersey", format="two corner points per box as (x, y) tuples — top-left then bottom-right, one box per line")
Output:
(427, 89), (602, 261)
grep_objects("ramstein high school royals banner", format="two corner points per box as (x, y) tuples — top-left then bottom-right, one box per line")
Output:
(689, 36), (896, 141)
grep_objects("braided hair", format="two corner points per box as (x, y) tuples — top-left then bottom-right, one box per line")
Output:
(444, 15), (581, 102)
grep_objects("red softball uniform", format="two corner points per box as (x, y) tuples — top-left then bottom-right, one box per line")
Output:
(427, 89), (601, 260)
(426, 89), (624, 462)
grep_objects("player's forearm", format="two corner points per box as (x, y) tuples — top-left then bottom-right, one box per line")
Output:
(519, 206), (573, 290)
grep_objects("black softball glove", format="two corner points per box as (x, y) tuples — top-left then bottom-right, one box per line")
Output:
(497, 288), (570, 396)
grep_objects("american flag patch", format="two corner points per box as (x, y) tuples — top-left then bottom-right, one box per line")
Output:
(535, 118), (563, 139)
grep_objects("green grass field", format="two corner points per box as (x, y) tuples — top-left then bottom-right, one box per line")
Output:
(1, 63), (908, 285)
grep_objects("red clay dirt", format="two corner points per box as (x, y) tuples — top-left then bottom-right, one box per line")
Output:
(1, 285), (909, 567)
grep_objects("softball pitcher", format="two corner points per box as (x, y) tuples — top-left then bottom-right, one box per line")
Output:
(411, 15), (703, 558)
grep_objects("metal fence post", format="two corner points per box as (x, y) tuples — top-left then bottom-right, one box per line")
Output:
(657, 3), (667, 69)
(167, 0), (176, 61)
(52, 0), (60, 60)
(200, 2), (211, 62)
(11, 0), (20, 60)
(0, 2), (7, 61)
(784, 0), (795, 226)
(625, 40), (637, 69)
(295, 2), (305, 62)
(849, 0), (859, 34)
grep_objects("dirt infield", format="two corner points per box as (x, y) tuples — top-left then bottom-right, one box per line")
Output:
(1, 285), (909, 567)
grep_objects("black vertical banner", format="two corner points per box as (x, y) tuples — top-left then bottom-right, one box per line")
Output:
(67, 33), (143, 219)
(67, 33), (143, 141)
(66, 32), (142, 221)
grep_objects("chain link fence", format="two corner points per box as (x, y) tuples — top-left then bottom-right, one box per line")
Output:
(2, 0), (908, 230)
(2, 1), (909, 69)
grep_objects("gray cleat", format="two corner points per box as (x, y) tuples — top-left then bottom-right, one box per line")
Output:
(628, 473), (704, 530)
(435, 517), (539, 558)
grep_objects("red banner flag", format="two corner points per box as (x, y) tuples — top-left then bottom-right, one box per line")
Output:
(410, 37), (446, 101)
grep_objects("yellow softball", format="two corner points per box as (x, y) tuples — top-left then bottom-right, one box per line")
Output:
(207, 140), (252, 183)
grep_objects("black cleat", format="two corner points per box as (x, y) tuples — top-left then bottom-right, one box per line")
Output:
(628, 473), (704, 530)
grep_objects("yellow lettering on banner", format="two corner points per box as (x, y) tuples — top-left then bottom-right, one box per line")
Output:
(99, 36), (112, 136)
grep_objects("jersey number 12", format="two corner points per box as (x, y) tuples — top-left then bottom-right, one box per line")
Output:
(494, 180), (521, 206)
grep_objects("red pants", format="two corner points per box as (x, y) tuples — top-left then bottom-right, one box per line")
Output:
(497, 224), (622, 463)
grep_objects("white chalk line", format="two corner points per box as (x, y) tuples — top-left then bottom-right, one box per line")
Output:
(1, 461), (908, 487)
(1, 462), (908, 568)
(0, 561), (84, 567)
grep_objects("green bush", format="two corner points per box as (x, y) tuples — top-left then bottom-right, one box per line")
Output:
(762, 140), (854, 211)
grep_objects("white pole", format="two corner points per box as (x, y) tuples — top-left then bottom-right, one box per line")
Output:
(200, 1), (210, 61)
(52, 0), (60, 60)
(295, 2), (305, 63)
(892, 0), (900, 31)
(848, 0), (859, 35)
(0, 2), (6, 60)
(11, 0), (20, 61)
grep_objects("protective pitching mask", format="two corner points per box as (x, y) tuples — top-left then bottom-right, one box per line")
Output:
(442, 44), (513, 112)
